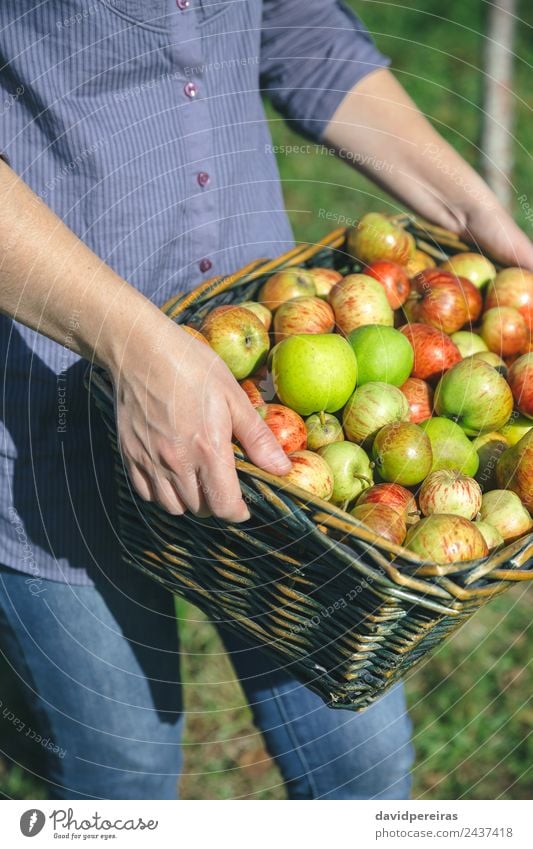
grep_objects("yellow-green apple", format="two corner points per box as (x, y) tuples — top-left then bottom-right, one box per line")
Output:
(346, 212), (415, 266)
(499, 412), (533, 446)
(239, 301), (272, 330)
(342, 382), (409, 444)
(400, 377), (434, 424)
(350, 502), (407, 546)
(484, 267), (533, 331)
(418, 470), (482, 520)
(471, 431), (509, 491)
(282, 449), (334, 500)
(347, 325), (414, 386)
(201, 306), (270, 380)
(318, 441), (373, 506)
(329, 274), (394, 335)
(496, 430), (533, 512)
(406, 270), (471, 334)
(364, 260), (410, 309)
(258, 267), (316, 311)
(480, 306), (528, 357)
(356, 482), (419, 525)
(273, 296), (335, 344)
(479, 488), (532, 541)
(433, 358), (513, 435)
(399, 324), (461, 383)
(507, 353), (533, 418)
(372, 421), (432, 486)
(404, 514), (488, 563)
(307, 267), (343, 298)
(475, 521), (504, 550)
(405, 249), (436, 278)
(419, 417), (479, 476)
(450, 331), (488, 358)
(257, 404), (307, 454)
(471, 350), (508, 375)
(440, 252), (496, 289)
(271, 334), (357, 416)
(305, 412), (344, 451)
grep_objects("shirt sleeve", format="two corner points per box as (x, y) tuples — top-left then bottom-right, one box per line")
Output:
(260, 0), (390, 142)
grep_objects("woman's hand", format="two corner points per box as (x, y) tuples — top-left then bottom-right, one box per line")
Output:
(110, 315), (291, 521)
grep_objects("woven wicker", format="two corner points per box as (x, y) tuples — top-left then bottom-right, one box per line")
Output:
(88, 216), (533, 711)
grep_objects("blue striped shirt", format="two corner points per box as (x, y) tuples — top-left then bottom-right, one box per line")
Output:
(0, 0), (388, 584)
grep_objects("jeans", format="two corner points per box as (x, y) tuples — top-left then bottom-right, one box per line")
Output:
(0, 563), (414, 800)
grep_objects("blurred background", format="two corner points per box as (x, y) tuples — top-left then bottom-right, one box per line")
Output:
(1, 0), (532, 800)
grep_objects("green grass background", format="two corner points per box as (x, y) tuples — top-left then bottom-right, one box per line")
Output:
(1, 0), (532, 800)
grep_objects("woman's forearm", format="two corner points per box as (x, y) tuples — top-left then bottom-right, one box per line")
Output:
(323, 69), (533, 269)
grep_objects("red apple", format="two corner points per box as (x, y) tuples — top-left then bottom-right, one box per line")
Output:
(484, 267), (533, 331)
(273, 296), (335, 344)
(400, 377), (434, 424)
(372, 421), (433, 486)
(240, 378), (264, 407)
(201, 306), (270, 379)
(418, 269), (482, 323)
(364, 260), (410, 309)
(480, 306), (528, 357)
(258, 267), (316, 311)
(282, 449), (334, 501)
(404, 514), (488, 563)
(350, 503), (407, 546)
(506, 353), (533, 418)
(399, 324), (462, 383)
(406, 269), (470, 334)
(308, 267), (343, 298)
(346, 212), (416, 266)
(356, 482), (419, 525)
(329, 274), (394, 335)
(257, 404), (307, 453)
(180, 325), (210, 345)
(418, 470), (482, 520)
(440, 252), (496, 289)
(479, 489), (532, 542)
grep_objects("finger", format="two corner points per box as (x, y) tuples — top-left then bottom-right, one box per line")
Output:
(151, 476), (187, 516)
(198, 439), (250, 522)
(230, 391), (292, 475)
(168, 474), (211, 518)
(128, 464), (154, 502)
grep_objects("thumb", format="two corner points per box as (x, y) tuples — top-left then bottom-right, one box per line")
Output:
(230, 391), (292, 475)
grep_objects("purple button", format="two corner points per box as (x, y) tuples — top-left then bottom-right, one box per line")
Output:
(184, 82), (197, 99)
(199, 258), (212, 273)
(197, 171), (210, 187)
(176, 0), (190, 8)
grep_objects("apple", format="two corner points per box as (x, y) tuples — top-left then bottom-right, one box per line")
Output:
(404, 514), (488, 563)
(180, 325), (209, 345)
(484, 267), (533, 330)
(240, 378), (264, 407)
(346, 212), (415, 266)
(257, 404), (307, 453)
(406, 270), (470, 334)
(418, 470), (482, 520)
(419, 417), (479, 476)
(350, 503), (407, 546)
(347, 325), (414, 387)
(479, 489), (532, 542)
(343, 382), (409, 445)
(404, 249), (436, 278)
(450, 331), (488, 358)
(400, 377), (434, 424)
(440, 252), (496, 289)
(471, 431), (509, 491)
(499, 412), (533, 446)
(308, 267), (343, 298)
(329, 274), (394, 335)
(372, 421), (432, 486)
(305, 412), (344, 451)
(364, 260), (410, 309)
(356, 482), (419, 525)
(271, 334), (357, 416)
(258, 267), (316, 311)
(240, 301), (272, 330)
(399, 323), (462, 383)
(470, 350), (508, 376)
(507, 353), (533, 418)
(496, 430), (533, 512)
(201, 306), (270, 379)
(480, 306), (528, 357)
(273, 296), (335, 343)
(434, 358), (513, 435)
(475, 521), (504, 550)
(414, 269), (482, 323)
(282, 450), (334, 501)
(318, 441), (373, 506)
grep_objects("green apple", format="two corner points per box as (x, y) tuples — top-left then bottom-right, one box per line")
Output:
(305, 412), (344, 451)
(318, 441), (373, 505)
(450, 331), (488, 358)
(271, 334), (357, 416)
(201, 306), (270, 380)
(347, 325), (414, 386)
(372, 422), (432, 486)
(343, 382), (409, 445)
(499, 413), (533, 446)
(434, 358), (513, 435)
(471, 431), (509, 491)
(419, 417), (479, 476)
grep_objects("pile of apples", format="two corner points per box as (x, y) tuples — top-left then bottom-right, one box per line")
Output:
(188, 212), (533, 565)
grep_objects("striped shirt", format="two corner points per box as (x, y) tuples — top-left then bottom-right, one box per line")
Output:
(0, 0), (388, 585)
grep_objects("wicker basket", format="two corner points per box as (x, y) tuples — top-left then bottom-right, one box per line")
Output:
(87, 216), (533, 711)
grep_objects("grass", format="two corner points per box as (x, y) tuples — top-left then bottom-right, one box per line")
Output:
(1, 0), (532, 800)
